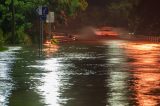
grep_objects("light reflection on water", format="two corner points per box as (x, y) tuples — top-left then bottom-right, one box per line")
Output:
(1, 41), (160, 106)
(32, 48), (106, 106)
(106, 40), (130, 106)
(36, 58), (64, 106)
(122, 42), (160, 106)
(29, 41), (160, 106)
(0, 47), (21, 106)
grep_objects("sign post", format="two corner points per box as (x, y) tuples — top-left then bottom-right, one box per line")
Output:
(36, 6), (48, 56)
(46, 12), (55, 41)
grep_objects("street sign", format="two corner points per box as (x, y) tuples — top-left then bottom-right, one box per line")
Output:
(36, 6), (48, 16)
(36, 6), (42, 15)
(40, 15), (47, 21)
(36, 6), (48, 56)
(46, 12), (54, 23)
(42, 7), (48, 15)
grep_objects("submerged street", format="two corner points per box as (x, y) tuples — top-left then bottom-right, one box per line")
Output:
(0, 40), (160, 106)
(1, 0), (160, 106)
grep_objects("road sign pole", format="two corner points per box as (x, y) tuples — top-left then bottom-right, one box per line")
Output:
(42, 20), (44, 50)
(39, 18), (44, 56)
(46, 12), (55, 42)
(39, 19), (42, 56)
(49, 23), (52, 39)
(49, 14), (52, 39)
(37, 6), (49, 56)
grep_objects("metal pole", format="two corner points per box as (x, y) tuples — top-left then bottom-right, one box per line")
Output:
(39, 18), (43, 56)
(39, 18), (41, 56)
(49, 22), (52, 48)
(49, 22), (52, 39)
(41, 20), (44, 50)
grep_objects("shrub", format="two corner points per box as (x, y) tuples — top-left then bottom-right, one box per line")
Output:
(0, 29), (4, 47)
(16, 27), (32, 45)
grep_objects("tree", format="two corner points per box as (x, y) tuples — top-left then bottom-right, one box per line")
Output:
(107, 0), (140, 28)
(132, 0), (160, 35)
(47, 0), (88, 24)
(107, 0), (160, 35)
(0, 0), (88, 44)
(0, 0), (42, 44)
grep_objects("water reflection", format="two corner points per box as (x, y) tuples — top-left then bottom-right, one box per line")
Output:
(30, 41), (160, 106)
(43, 44), (59, 57)
(123, 42), (160, 106)
(106, 40), (130, 106)
(0, 47), (21, 106)
(36, 58), (64, 106)
(2, 41), (160, 106)
(32, 44), (109, 106)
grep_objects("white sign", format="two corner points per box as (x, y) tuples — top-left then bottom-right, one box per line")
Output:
(36, 6), (42, 15)
(46, 12), (54, 23)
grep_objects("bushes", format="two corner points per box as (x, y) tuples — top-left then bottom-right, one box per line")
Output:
(16, 27), (31, 45)
(0, 29), (7, 51)
(0, 29), (4, 47)
(1, 28), (31, 45)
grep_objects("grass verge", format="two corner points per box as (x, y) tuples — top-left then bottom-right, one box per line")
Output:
(0, 46), (8, 51)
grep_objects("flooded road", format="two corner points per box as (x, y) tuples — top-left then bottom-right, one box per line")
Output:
(0, 40), (160, 106)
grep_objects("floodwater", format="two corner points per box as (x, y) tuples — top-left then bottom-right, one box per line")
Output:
(0, 40), (160, 106)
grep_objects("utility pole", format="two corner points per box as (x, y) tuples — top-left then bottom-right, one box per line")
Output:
(11, 0), (15, 44)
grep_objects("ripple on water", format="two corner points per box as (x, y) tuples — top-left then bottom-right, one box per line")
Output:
(0, 47), (21, 106)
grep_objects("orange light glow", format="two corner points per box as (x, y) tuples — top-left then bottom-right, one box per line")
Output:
(95, 27), (118, 36)
(44, 40), (51, 45)
(122, 42), (160, 106)
(43, 40), (59, 57)
(130, 44), (159, 51)
(133, 72), (160, 106)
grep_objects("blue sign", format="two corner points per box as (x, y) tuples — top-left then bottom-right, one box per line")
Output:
(40, 15), (47, 21)
(42, 7), (48, 15)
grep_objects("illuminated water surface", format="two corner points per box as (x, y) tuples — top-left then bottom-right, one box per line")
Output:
(0, 40), (160, 106)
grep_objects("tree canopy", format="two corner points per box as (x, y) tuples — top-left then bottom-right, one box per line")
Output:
(107, 0), (160, 35)
(0, 0), (88, 44)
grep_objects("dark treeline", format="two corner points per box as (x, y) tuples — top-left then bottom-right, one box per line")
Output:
(107, 0), (160, 35)
(134, 0), (160, 35)
(78, 0), (160, 36)
(48, 0), (160, 36)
